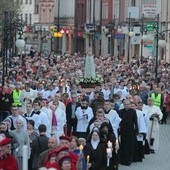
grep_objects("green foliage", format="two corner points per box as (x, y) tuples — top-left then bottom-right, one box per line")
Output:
(0, 0), (20, 23)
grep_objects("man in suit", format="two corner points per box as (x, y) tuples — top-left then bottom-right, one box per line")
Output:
(66, 93), (80, 136)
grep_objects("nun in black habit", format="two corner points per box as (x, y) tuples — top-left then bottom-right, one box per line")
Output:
(83, 128), (106, 170)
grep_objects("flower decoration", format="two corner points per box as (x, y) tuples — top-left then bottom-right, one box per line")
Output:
(78, 75), (103, 84)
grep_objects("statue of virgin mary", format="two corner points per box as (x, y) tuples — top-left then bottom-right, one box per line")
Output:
(84, 50), (96, 79)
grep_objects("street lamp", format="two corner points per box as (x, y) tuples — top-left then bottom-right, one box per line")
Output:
(57, 0), (60, 53)
(158, 40), (166, 47)
(127, 12), (135, 63)
(105, 16), (117, 56)
(15, 26), (25, 54)
(15, 38), (25, 54)
(142, 14), (170, 80)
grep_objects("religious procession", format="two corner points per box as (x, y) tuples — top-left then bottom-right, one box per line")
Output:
(0, 50), (169, 170)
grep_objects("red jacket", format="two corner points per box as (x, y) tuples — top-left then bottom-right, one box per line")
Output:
(0, 154), (18, 170)
(45, 161), (76, 170)
(45, 151), (78, 170)
(163, 93), (170, 112)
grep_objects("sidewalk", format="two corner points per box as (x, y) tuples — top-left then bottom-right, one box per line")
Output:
(119, 118), (170, 170)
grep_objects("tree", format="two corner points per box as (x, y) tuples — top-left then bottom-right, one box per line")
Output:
(0, 0), (20, 24)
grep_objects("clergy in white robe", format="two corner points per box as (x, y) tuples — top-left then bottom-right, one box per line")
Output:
(54, 107), (66, 139)
(20, 85), (36, 113)
(143, 98), (163, 151)
(75, 100), (93, 138)
(136, 109), (147, 139)
(103, 100), (121, 138)
(101, 84), (111, 100)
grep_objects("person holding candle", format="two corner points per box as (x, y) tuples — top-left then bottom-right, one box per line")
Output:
(70, 136), (86, 170)
(83, 128), (106, 170)
(99, 122), (118, 170)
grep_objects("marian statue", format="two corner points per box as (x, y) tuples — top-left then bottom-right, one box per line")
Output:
(84, 50), (96, 79)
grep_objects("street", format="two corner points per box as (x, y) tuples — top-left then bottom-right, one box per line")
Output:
(119, 118), (170, 170)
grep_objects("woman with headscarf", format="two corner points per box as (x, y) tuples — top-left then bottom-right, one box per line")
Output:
(12, 118), (30, 170)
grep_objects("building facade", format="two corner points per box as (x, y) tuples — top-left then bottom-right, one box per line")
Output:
(18, 0), (170, 62)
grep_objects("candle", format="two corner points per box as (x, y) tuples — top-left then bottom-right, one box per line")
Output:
(115, 139), (118, 144)
(106, 148), (112, 167)
(79, 145), (84, 154)
(106, 148), (112, 155)
(115, 139), (119, 153)
(107, 141), (112, 148)
(87, 155), (90, 163)
(22, 145), (28, 170)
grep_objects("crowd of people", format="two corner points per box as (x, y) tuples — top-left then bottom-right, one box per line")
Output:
(0, 50), (170, 170)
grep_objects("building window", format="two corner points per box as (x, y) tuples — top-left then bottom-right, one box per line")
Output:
(25, 0), (28, 4)
(29, 14), (32, 25)
(49, 9), (52, 23)
(81, 4), (84, 26)
(25, 13), (28, 24)
(20, 0), (23, 4)
(34, 0), (39, 14)
(30, 0), (32, 4)
(102, 3), (108, 19)
(43, 9), (45, 22)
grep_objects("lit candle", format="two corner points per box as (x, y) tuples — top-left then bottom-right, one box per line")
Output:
(106, 148), (112, 154)
(115, 139), (119, 154)
(106, 148), (112, 167)
(87, 155), (90, 163)
(107, 141), (112, 148)
(79, 145), (84, 154)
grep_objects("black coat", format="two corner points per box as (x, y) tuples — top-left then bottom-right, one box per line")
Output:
(100, 132), (118, 169)
(0, 92), (13, 112)
(118, 108), (138, 165)
(83, 142), (106, 170)
(31, 135), (49, 168)
(66, 102), (80, 123)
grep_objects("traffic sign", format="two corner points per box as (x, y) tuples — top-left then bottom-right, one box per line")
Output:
(146, 22), (157, 31)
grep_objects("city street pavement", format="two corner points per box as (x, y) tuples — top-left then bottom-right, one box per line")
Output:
(119, 117), (170, 170)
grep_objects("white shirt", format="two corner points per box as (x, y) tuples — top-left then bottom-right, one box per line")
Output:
(75, 106), (93, 132)
(104, 109), (121, 138)
(136, 109), (147, 134)
(101, 89), (111, 100)
(54, 108), (66, 138)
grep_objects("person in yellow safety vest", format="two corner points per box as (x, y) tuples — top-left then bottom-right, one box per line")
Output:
(151, 88), (163, 108)
(11, 84), (22, 107)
